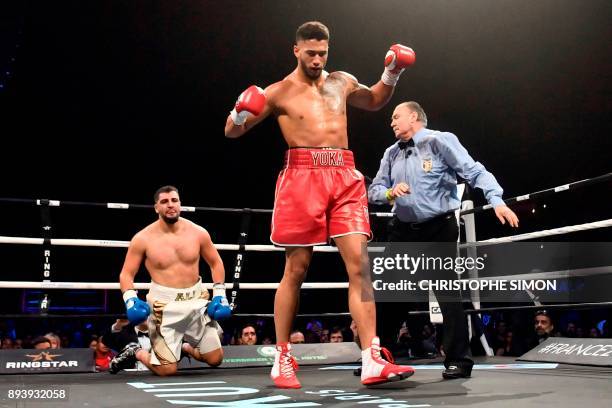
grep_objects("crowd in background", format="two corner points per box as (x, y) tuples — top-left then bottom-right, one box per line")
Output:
(2, 308), (610, 371)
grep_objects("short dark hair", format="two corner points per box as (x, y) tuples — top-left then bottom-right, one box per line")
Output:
(241, 323), (257, 335)
(535, 309), (551, 319)
(154, 185), (179, 203)
(31, 336), (51, 348)
(296, 21), (330, 43)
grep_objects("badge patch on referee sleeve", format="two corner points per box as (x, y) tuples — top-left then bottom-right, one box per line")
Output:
(422, 158), (433, 173)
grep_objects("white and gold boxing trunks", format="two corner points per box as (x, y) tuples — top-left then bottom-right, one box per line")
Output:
(146, 278), (222, 366)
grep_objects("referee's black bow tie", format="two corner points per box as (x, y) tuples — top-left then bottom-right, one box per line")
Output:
(398, 139), (415, 150)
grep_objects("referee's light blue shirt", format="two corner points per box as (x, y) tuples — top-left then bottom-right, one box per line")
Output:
(368, 128), (505, 223)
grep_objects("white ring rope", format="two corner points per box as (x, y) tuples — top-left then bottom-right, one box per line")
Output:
(0, 237), (334, 252)
(0, 281), (348, 290)
(459, 218), (612, 248)
(0, 220), (609, 291)
(1, 218), (609, 251)
(2, 265), (611, 290)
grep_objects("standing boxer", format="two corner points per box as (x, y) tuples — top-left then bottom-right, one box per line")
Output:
(224, 21), (416, 388)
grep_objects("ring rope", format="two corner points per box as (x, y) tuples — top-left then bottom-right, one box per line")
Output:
(0, 237), (337, 251)
(458, 218), (612, 248)
(1, 218), (609, 250)
(408, 301), (612, 316)
(2, 265), (610, 291)
(1, 172), (608, 217)
(0, 312), (353, 319)
(0, 281), (349, 290)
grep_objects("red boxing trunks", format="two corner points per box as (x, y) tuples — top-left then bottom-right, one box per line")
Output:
(270, 148), (371, 246)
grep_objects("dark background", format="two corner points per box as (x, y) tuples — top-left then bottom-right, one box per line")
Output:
(0, 1), (610, 317)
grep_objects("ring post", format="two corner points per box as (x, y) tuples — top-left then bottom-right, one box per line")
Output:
(462, 196), (494, 356)
(229, 209), (252, 311)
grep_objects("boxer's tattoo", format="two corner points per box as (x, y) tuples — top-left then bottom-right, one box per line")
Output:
(321, 72), (347, 113)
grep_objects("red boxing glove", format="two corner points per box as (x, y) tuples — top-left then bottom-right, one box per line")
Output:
(230, 85), (266, 126)
(381, 44), (415, 86)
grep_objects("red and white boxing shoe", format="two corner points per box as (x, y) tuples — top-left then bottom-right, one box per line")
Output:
(270, 342), (301, 389)
(361, 337), (415, 385)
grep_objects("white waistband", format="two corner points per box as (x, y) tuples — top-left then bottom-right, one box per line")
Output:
(147, 277), (203, 303)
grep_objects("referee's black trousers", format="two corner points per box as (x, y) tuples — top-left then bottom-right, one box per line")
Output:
(386, 213), (473, 369)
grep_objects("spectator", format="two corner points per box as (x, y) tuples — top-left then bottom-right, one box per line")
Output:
(22, 335), (33, 349)
(589, 327), (600, 338)
(421, 324), (437, 357)
(527, 310), (555, 349)
(239, 324), (258, 346)
(261, 336), (274, 345)
(89, 339), (99, 350)
(1, 338), (13, 349)
(392, 322), (416, 358)
(306, 320), (323, 336)
(289, 330), (305, 344)
(13, 339), (23, 349)
(492, 321), (508, 352)
(565, 322), (577, 338)
(330, 327), (344, 343)
(94, 337), (115, 371)
(495, 331), (513, 356)
(320, 329), (330, 343)
(32, 336), (52, 350)
(45, 332), (61, 349)
(61, 335), (70, 348)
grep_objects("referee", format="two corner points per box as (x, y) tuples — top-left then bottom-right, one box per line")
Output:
(368, 101), (518, 378)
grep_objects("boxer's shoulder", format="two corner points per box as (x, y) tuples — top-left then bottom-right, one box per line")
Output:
(263, 78), (294, 104)
(330, 70), (358, 84)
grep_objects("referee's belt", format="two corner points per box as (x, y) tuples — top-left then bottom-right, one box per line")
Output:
(395, 211), (456, 230)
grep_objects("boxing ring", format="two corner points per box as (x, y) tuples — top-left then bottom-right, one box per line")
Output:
(3, 357), (612, 407)
(0, 173), (611, 407)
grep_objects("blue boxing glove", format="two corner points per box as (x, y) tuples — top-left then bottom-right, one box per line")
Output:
(123, 289), (150, 324)
(207, 283), (232, 321)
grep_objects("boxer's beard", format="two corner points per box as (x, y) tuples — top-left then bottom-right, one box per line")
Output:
(161, 214), (179, 224)
(300, 60), (322, 80)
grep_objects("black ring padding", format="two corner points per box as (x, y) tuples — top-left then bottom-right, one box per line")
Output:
(229, 210), (253, 311)
(0, 198), (37, 204)
(407, 301), (612, 316)
(39, 202), (52, 243)
(237, 209), (252, 249)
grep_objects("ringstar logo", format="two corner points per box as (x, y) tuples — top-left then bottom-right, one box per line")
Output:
(25, 352), (62, 361)
(5, 352), (79, 369)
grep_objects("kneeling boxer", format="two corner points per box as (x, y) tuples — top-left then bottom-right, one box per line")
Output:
(110, 185), (231, 376)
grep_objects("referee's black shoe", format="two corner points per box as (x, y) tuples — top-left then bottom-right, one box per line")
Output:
(442, 364), (472, 379)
